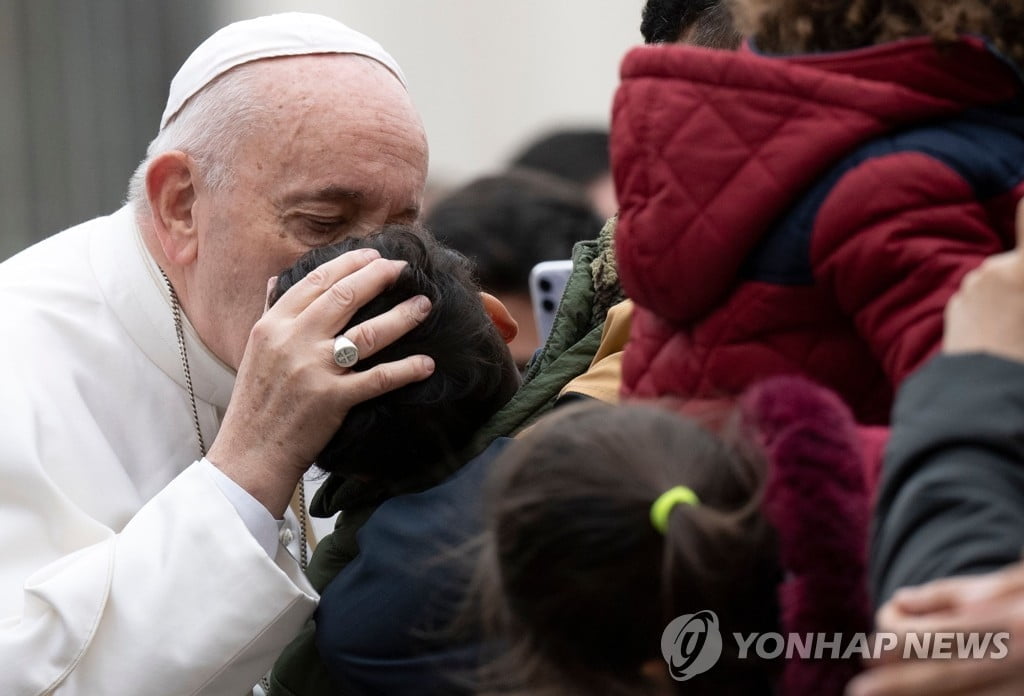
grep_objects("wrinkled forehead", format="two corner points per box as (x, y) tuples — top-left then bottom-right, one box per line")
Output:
(200, 54), (428, 215)
(250, 52), (413, 103)
(231, 54), (426, 152)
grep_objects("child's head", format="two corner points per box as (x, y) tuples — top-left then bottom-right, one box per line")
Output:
(474, 401), (779, 695)
(271, 225), (521, 481)
(731, 0), (1024, 66)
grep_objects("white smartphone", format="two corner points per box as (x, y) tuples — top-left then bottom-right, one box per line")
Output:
(529, 259), (574, 345)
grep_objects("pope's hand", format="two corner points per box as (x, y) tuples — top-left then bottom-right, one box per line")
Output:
(943, 199), (1024, 363)
(207, 247), (434, 517)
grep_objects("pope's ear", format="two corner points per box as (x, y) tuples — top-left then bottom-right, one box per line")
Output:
(480, 292), (519, 344)
(145, 151), (199, 266)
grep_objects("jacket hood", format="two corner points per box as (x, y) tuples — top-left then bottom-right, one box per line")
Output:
(612, 36), (1024, 325)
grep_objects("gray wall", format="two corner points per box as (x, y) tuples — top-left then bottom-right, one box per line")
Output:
(0, 0), (213, 260)
(3, 1), (646, 261)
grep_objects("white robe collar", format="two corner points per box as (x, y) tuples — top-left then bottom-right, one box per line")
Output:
(90, 205), (236, 410)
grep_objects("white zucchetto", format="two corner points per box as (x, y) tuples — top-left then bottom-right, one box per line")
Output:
(160, 12), (407, 130)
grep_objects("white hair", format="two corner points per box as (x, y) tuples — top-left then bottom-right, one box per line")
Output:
(127, 62), (269, 223)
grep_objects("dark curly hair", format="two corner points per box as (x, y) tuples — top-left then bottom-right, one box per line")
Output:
(271, 225), (521, 481)
(732, 0), (1024, 66)
(641, 0), (741, 48)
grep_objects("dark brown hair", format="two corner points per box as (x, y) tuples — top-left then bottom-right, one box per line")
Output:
(271, 225), (521, 482)
(731, 0), (1024, 66)
(472, 401), (780, 695)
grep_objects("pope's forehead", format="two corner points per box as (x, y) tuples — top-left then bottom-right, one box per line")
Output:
(249, 55), (419, 136)
(249, 53), (406, 97)
(227, 55), (426, 181)
(237, 68), (425, 187)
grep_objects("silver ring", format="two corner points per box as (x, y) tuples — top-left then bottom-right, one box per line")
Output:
(332, 335), (359, 369)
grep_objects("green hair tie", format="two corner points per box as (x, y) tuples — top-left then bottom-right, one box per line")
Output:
(650, 486), (700, 534)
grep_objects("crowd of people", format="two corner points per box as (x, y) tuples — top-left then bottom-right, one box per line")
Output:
(3, 1), (1024, 695)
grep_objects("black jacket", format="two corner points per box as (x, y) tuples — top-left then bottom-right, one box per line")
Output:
(871, 353), (1024, 606)
(314, 438), (511, 695)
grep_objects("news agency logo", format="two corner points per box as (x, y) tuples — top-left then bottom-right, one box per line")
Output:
(660, 610), (724, 681)
(660, 609), (1011, 679)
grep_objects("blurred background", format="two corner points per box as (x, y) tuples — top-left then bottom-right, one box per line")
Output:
(0, 0), (645, 261)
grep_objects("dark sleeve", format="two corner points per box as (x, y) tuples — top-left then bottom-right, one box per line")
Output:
(267, 506), (378, 696)
(313, 438), (512, 696)
(871, 353), (1024, 606)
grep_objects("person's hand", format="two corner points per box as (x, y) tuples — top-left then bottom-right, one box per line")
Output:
(207, 248), (434, 517)
(943, 199), (1024, 362)
(846, 562), (1024, 696)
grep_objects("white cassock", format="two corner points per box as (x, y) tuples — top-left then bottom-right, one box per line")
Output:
(0, 205), (318, 695)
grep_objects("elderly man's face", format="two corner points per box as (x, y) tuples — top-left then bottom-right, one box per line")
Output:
(189, 54), (428, 370)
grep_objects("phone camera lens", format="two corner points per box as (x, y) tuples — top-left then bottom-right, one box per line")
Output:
(539, 279), (552, 292)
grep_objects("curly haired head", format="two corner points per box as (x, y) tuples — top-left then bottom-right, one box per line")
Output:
(642, 0), (742, 48)
(731, 0), (1024, 67)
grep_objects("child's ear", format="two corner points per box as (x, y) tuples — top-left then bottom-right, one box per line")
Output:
(480, 292), (519, 344)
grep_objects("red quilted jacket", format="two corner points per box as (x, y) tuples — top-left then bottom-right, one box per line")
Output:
(613, 37), (1024, 423)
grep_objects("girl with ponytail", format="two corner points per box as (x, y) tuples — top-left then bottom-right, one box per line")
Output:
(472, 377), (874, 695)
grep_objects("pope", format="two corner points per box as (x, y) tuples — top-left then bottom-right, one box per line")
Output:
(0, 13), (435, 695)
